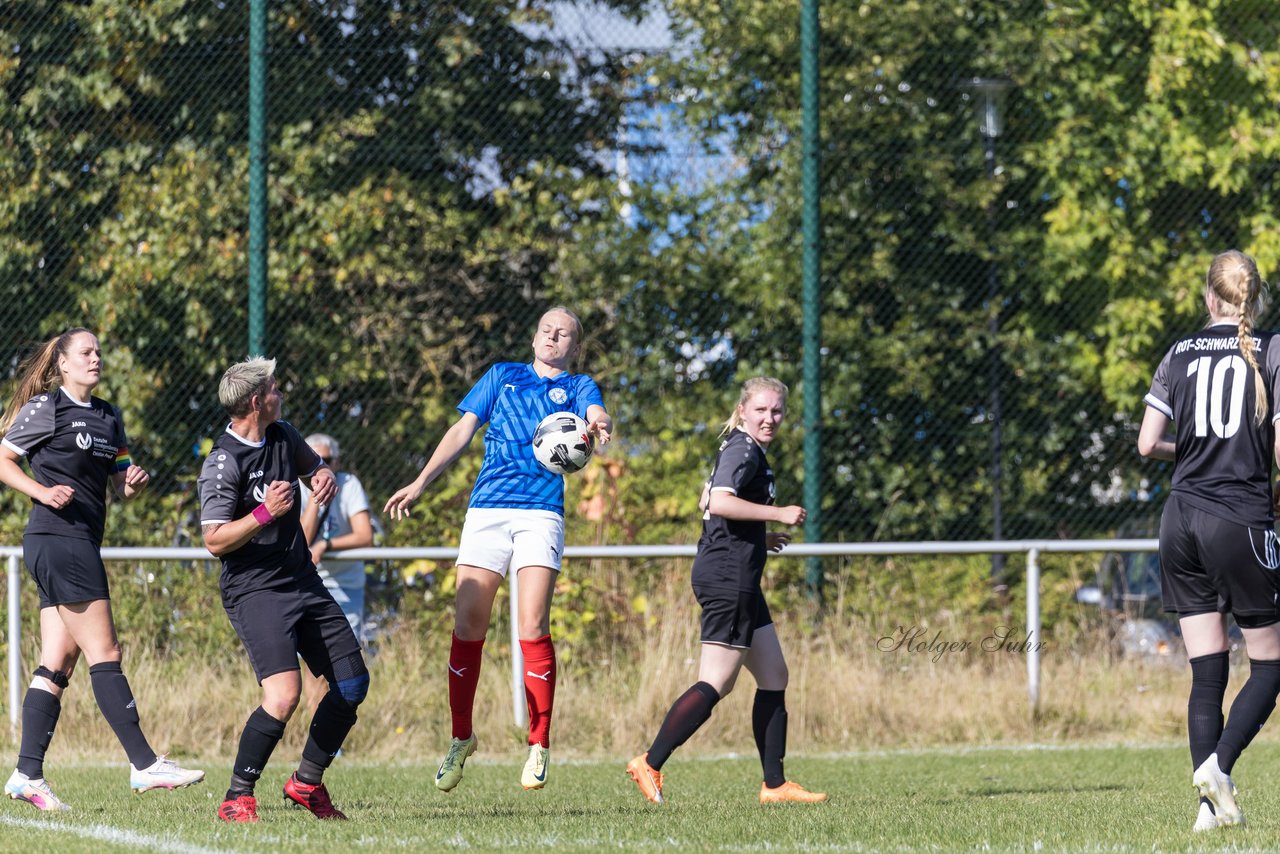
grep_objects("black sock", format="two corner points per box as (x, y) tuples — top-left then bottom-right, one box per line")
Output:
(227, 706), (287, 798)
(89, 662), (156, 770)
(1217, 659), (1280, 773)
(1188, 652), (1229, 770)
(297, 692), (358, 785)
(753, 689), (788, 788)
(647, 681), (720, 770)
(16, 688), (61, 779)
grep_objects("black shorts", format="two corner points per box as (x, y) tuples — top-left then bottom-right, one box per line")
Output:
(1159, 493), (1280, 622)
(693, 585), (773, 649)
(23, 533), (108, 608)
(224, 576), (362, 683)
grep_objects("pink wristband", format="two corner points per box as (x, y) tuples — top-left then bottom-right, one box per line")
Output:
(251, 503), (275, 525)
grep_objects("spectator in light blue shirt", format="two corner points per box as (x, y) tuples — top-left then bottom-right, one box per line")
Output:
(300, 432), (373, 719)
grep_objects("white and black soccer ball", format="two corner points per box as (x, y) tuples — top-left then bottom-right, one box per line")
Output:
(531, 411), (594, 475)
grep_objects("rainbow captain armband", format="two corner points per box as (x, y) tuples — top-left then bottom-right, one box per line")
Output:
(114, 447), (132, 473)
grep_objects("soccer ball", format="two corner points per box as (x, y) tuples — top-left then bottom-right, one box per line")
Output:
(532, 411), (594, 474)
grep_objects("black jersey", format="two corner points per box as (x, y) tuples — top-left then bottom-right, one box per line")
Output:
(197, 420), (324, 602)
(690, 429), (776, 592)
(1, 389), (128, 544)
(1145, 322), (1280, 528)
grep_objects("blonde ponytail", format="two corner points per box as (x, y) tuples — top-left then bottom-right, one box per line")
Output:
(1207, 251), (1269, 425)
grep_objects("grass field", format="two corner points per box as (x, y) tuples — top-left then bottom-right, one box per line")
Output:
(4, 742), (1280, 852)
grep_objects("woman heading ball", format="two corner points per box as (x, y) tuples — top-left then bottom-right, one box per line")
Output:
(385, 306), (612, 792)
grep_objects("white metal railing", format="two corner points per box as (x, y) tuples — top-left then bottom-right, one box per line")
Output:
(2, 540), (1161, 732)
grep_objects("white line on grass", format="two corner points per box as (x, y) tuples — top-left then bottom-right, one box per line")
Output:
(0, 814), (236, 854)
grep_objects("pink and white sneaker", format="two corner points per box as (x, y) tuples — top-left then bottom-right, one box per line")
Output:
(5, 769), (71, 811)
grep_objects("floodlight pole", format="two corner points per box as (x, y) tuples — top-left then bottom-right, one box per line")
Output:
(968, 78), (1011, 583)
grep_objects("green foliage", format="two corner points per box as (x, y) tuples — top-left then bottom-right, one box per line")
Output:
(0, 0), (640, 508)
(0, 542), (1100, 671)
(599, 0), (1280, 541)
(5, 0), (1279, 548)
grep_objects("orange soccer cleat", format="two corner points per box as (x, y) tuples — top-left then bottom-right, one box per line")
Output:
(759, 780), (828, 804)
(626, 753), (665, 804)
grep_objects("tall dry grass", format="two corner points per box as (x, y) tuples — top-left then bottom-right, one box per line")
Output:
(2, 583), (1198, 770)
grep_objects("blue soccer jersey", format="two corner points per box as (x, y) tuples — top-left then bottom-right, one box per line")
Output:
(459, 362), (604, 513)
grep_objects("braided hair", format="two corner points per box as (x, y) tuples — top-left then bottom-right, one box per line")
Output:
(1206, 250), (1270, 425)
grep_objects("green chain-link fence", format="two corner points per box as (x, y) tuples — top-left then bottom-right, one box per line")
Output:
(3, 0), (1279, 560)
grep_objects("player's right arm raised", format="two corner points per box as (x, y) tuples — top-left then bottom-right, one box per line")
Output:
(384, 412), (482, 519)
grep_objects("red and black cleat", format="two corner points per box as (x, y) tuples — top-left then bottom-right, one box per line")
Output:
(218, 794), (259, 822)
(283, 773), (348, 820)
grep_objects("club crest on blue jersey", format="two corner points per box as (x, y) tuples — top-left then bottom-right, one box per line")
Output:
(457, 362), (605, 513)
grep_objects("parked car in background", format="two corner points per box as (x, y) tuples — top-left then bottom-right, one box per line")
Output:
(1076, 545), (1182, 659)
(1076, 518), (1244, 660)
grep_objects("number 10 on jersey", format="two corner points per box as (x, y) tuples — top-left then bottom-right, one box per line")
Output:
(1187, 354), (1246, 439)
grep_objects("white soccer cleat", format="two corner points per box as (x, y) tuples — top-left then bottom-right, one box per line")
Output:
(521, 744), (549, 790)
(130, 755), (205, 793)
(1193, 753), (1244, 827)
(435, 734), (478, 792)
(5, 769), (71, 811)
(1193, 800), (1219, 832)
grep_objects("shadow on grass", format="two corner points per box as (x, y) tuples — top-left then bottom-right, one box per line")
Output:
(967, 783), (1126, 797)
(354, 801), (636, 820)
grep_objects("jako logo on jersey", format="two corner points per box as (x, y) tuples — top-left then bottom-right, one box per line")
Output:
(248, 469), (264, 478)
(252, 484), (267, 503)
(549, 387), (568, 404)
(75, 433), (93, 450)
(71, 421), (87, 428)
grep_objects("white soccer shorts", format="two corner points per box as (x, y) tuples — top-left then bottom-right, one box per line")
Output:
(456, 508), (565, 577)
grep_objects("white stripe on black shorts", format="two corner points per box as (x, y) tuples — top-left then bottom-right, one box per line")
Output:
(1159, 492), (1280, 622)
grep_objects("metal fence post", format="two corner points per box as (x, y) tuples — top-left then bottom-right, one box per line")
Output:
(8, 554), (19, 734)
(510, 568), (528, 728)
(1026, 546), (1040, 719)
